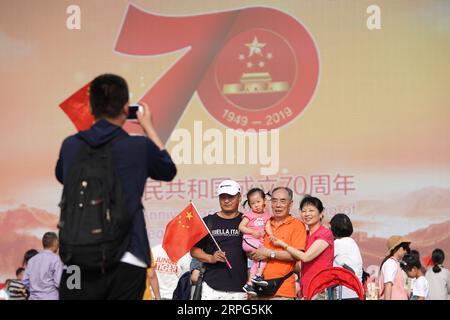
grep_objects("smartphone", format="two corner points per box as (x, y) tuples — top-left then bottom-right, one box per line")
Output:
(127, 104), (142, 119)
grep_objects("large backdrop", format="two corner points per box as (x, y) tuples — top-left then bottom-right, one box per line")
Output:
(1, 0), (449, 280)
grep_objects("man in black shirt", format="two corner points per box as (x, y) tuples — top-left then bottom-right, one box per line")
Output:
(190, 180), (248, 299)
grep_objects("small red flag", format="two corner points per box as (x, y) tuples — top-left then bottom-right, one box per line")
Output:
(59, 82), (94, 131)
(162, 202), (209, 263)
(422, 255), (433, 268)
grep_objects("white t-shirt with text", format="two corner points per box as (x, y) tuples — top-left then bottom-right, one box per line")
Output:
(151, 244), (192, 299)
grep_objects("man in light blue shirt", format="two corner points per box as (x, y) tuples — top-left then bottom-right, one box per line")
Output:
(22, 232), (63, 300)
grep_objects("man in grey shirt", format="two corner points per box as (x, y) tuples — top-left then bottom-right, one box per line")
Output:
(22, 232), (63, 300)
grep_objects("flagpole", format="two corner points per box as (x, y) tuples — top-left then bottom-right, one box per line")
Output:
(191, 201), (233, 270)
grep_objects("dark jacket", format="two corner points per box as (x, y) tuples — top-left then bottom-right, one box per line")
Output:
(55, 119), (177, 266)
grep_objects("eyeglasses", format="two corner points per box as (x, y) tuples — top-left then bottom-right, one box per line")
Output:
(270, 199), (289, 205)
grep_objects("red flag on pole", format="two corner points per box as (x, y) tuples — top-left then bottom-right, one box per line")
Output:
(59, 82), (94, 131)
(162, 202), (209, 263)
(59, 82), (146, 136)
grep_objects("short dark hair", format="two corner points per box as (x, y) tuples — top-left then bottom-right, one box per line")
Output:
(22, 249), (38, 266)
(16, 267), (25, 277)
(271, 187), (293, 201)
(400, 253), (421, 272)
(42, 232), (58, 249)
(299, 195), (324, 213)
(330, 213), (353, 238)
(89, 74), (129, 119)
(410, 249), (421, 261)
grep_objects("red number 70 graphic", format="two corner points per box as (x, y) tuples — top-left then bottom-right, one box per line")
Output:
(61, 5), (319, 143)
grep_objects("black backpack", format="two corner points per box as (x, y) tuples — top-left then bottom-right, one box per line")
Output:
(58, 137), (131, 272)
(172, 271), (193, 300)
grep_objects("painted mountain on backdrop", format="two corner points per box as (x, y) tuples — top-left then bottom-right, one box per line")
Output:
(0, 205), (58, 280)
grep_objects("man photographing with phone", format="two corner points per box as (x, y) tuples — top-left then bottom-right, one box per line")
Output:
(56, 73), (177, 299)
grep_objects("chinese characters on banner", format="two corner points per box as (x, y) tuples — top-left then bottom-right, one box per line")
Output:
(144, 174), (356, 201)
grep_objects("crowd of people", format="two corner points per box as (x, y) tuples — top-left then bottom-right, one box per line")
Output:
(0, 74), (448, 300)
(0, 183), (449, 300)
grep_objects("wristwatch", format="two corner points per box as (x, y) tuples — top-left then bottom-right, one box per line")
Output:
(269, 250), (276, 259)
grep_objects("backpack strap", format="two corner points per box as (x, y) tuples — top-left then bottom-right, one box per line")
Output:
(80, 133), (126, 196)
(74, 133), (126, 167)
(280, 271), (294, 281)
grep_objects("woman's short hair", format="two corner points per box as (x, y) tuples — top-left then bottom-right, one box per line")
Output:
(330, 213), (354, 238)
(22, 249), (38, 266)
(299, 195), (324, 213)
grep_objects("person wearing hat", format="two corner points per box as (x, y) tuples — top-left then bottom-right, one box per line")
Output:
(378, 235), (411, 300)
(190, 180), (248, 299)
